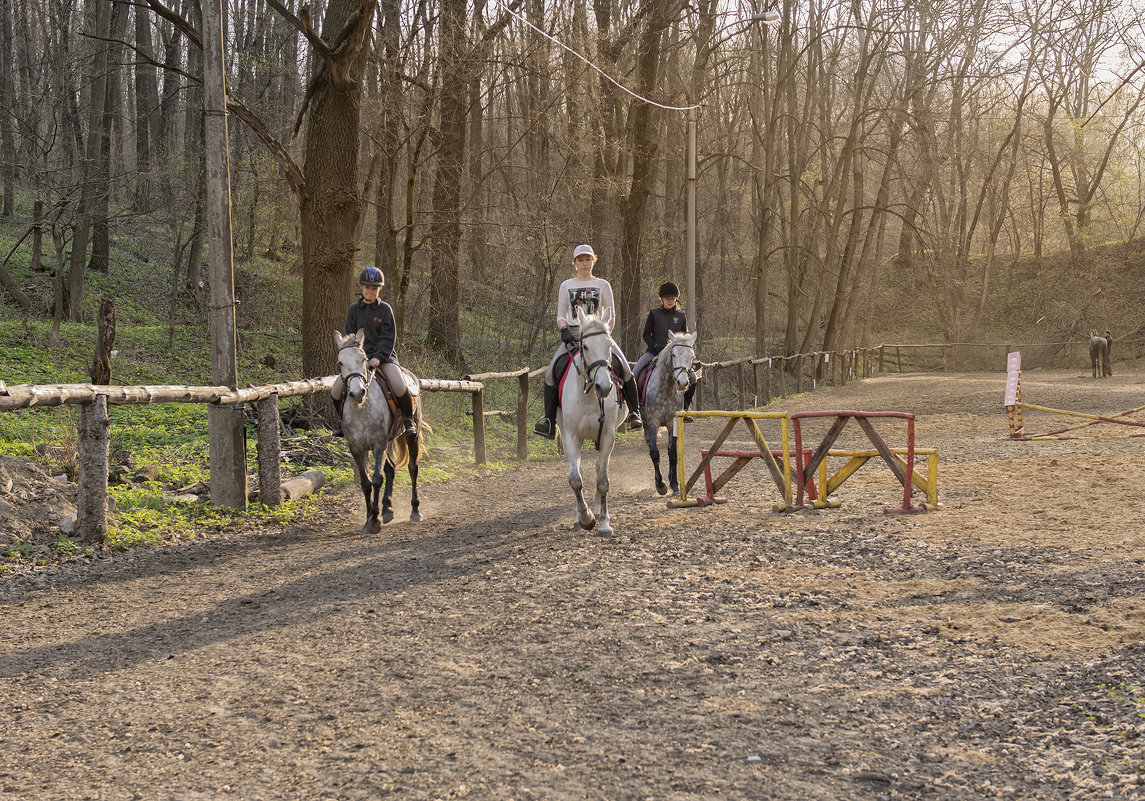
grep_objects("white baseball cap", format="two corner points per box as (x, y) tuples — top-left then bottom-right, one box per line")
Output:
(573, 244), (596, 259)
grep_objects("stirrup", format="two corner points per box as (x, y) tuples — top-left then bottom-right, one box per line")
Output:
(627, 412), (643, 431)
(401, 418), (417, 437)
(533, 417), (556, 439)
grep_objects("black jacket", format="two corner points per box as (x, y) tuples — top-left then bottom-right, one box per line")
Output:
(642, 306), (689, 354)
(345, 297), (399, 364)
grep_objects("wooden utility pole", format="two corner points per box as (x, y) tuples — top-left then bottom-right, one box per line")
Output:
(202, 0), (247, 508)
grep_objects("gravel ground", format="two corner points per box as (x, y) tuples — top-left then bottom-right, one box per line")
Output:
(1, 369), (1144, 800)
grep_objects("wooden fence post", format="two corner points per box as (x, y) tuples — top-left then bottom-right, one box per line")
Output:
(472, 388), (487, 465)
(879, 346), (885, 373)
(256, 393), (282, 506)
(736, 361), (746, 410)
(796, 355), (804, 394)
(76, 396), (109, 542)
(516, 371), (529, 460)
(711, 365), (721, 410)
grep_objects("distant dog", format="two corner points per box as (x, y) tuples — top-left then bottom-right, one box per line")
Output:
(1089, 331), (1110, 379)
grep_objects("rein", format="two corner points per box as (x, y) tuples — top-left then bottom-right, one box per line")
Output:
(573, 327), (614, 450)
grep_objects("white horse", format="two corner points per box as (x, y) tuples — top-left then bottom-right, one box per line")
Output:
(334, 331), (426, 532)
(557, 307), (626, 536)
(639, 330), (697, 495)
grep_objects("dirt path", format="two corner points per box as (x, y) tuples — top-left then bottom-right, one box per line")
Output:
(2, 370), (1144, 800)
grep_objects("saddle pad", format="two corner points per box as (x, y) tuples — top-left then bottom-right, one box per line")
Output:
(555, 351), (575, 407)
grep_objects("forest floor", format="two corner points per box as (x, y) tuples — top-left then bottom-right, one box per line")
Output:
(2, 369), (1144, 800)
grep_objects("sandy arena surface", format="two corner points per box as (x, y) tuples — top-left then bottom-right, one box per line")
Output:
(2, 369), (1144, 800)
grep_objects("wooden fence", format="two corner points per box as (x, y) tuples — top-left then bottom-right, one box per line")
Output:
(0, 374), (482, 542)
(5, 335), (1129, 541)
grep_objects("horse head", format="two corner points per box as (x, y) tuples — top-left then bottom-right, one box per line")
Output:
(664, 331), (698, 392)
(574, 307), (614, 400)
(333, 329), (370, 403)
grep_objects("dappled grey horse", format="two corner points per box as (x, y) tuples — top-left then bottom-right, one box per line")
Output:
(638, 330), (697, 495)
(334, 331), (426, 531)
(558, 307), (625, 536)
(1089, 330), (1111, 379)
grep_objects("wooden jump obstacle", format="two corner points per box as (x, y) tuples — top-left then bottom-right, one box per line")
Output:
(1005, 351), (1145, 440)
(668, 411), (800, 512)
(792, 410), (936, 513)
(668, 409), (939, 514)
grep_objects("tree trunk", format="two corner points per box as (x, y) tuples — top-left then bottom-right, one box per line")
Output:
(134, 1), (161, 210)
(68, 0), (114, 322)
(0, 0), (15, 217)
(617, 0), (669, 355)
(425, 0), (468, 368)
(90, 0), (127, 275)
(299, 0), (378, 382)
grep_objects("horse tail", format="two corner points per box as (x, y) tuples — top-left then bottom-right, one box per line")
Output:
(385, 408), (431, 468)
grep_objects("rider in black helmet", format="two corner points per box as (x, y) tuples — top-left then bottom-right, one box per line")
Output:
(632, 281), (697, 411)
(330, 266), (417, 438)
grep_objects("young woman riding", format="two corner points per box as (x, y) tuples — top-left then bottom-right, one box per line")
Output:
(632, 281), (697, 412)
(533, 244), (643, 439)
(331, 266), (417, 438)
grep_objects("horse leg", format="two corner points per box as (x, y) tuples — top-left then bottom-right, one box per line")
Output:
(354, 453), (378, 533)
(366, 450), (384, 532)
(566, 437), (596, 530)
(595, 432), (614, 537)
(381, 460), (395, 524)
(646, 423), (666, 495)
(408, 436), (422, 522)
(667, 430), (680, 495)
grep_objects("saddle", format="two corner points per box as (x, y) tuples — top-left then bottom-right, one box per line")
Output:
(635, 362), (653, 405)
(373, 366), (420, 438)
(554, 350), (626, 414)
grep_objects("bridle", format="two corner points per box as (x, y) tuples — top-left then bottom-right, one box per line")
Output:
(338, 342), (372, 401)
(667, 342), (695, 386)
(576, 327), (613, 396)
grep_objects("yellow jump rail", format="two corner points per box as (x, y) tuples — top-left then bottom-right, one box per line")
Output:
(810, 448), (939, 511)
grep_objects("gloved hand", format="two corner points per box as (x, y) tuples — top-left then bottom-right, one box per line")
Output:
(561, 327), (576, 345)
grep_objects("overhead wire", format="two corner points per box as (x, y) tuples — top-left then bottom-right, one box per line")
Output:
(494, 0), (700, 111)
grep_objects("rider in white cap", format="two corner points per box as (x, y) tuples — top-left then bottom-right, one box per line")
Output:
(533, 244), (643, 438)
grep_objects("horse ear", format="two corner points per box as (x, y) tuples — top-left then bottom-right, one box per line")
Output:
(686, 331), (697, 346)
(355, 329), (365, 345)
(333, 330), (345, 348)
(600, 306), (611, 325)
(575, 306), (586, 326)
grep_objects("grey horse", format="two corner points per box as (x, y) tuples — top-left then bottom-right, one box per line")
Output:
(1089, 330), (1110, 379)
(639, 330), (698, 495)
(558, 307), (624, 536)
(334, 330), (427, 531)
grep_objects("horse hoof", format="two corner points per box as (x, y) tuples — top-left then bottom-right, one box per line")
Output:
(365, 519), (381, 534)
(598, 525), (613, 537)
(409, 511), (422, 522)
(655, 481), (668, 496)
(382, 508), (394, 524)
(579, 515), (597, 531)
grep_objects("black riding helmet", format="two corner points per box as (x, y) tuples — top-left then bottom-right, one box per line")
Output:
(359, 266), (384, 287)
(658, 281), (679, 298)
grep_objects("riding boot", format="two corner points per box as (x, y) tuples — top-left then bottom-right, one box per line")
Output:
(683, 380), (697, 423)
(332, 396), (346, 437)
(621, 377), (643, 430)
(396, 392), (418, 437)
(533, 383), (558, 439)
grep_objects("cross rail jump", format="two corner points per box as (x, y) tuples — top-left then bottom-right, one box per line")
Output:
(1004, 351), (1145, 440)
(668, 411), (800, 512)
(792, 411), (936, 514)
